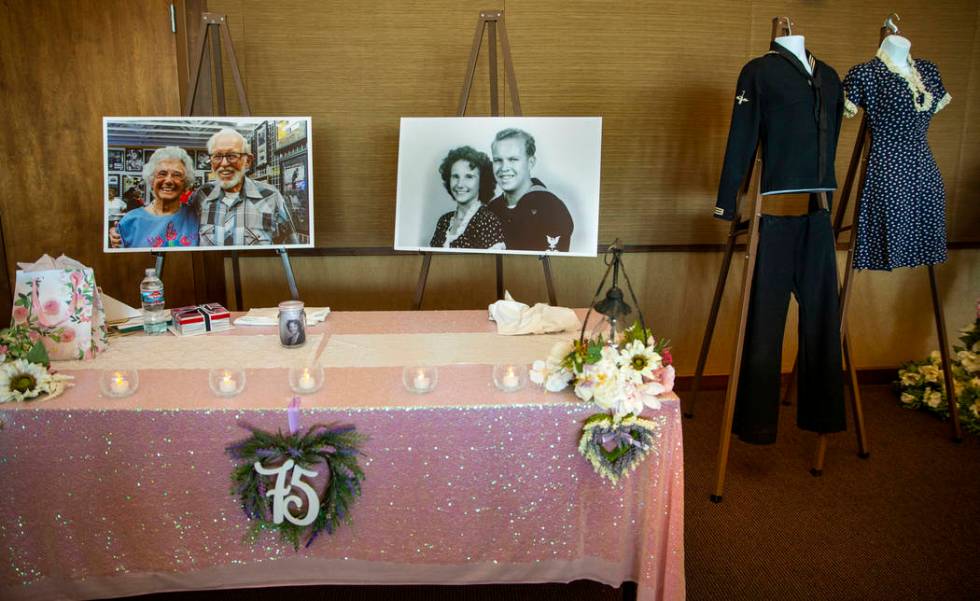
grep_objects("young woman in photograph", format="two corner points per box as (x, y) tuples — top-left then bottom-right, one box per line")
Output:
(429, 145), (505, 250)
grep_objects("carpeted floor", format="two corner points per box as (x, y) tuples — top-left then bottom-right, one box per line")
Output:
(123, 385), (980, 601)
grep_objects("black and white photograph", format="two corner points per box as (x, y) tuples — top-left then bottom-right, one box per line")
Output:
(393, 117), (602, 257)
(124, 147), (143, 172)
(195, 149), (211, 170)
(103, 116), (314, 252)
(107, 148), (124, 171)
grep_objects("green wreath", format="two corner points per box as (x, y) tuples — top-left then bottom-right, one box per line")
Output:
(226, 422), (367, 549)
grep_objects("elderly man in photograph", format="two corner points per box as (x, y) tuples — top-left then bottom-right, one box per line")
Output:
(197, 127), (301, 246)
(486, 128), (573, 252)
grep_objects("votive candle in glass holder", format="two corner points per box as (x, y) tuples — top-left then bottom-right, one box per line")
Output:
(289, 365), (324, 395)
(100, 369), (139, 398)
(403, 366), (438, 394)
(493, 363), (527, 392)
(209, 368), (246, 397)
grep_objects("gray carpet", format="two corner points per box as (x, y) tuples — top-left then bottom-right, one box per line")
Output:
(121, 386), (980, 600)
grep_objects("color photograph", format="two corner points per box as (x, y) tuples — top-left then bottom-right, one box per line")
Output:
(103, 116), (314, 252)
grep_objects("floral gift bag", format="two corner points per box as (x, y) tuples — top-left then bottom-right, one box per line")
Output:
(11, 255), (109, 361)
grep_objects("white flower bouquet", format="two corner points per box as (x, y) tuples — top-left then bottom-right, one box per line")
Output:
(530, 321), (676, 484)
(895, 311), (980, 436)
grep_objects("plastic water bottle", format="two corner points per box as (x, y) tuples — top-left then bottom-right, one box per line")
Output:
(140, 268), (168, 335)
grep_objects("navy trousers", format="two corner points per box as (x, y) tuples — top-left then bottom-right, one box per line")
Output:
(733, 209), (847, 445)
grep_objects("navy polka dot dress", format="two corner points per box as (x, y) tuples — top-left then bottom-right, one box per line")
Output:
(842, 52), (951, 271)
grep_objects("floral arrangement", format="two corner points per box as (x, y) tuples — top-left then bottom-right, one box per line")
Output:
(226, 422), (367, 550)
(531, 322), (675, 484)
(0, 326), (72, 404)
(895, 307), (980, 436)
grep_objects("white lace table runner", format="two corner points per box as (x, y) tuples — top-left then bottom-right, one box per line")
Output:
(55, 334), (323, 370)
(319, 332), (568, 367)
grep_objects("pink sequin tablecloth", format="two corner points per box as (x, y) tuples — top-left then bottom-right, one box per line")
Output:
(0, 310), (684, 601)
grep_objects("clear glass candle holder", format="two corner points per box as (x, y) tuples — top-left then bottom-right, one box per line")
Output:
(209, 368), (246, 397)
(99, 369), (139, 398)
(403, 366), (438, 394)
(289, 365), (324, 395)
(493, 363), (528, 392)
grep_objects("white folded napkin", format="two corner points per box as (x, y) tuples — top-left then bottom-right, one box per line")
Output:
(234, 307), (331, 327)
(488, 291), (580, 336)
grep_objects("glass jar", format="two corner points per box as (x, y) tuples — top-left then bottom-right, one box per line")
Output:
(278, 300), (307, 348)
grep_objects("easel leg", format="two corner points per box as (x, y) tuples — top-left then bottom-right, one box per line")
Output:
(414, 253), (433, 310)
(781, 361), (797, 406)
(153, 252), (165, 279)
(495, 255), (504, 300)
(811, 434), (828, 476)
(686, 221), (740, 418)
(277, 249), (300, 301)
(928, 264), (963, 443)
(231, 251), (244, 310)
(541, 255), (557, 306)
(843, 332), (870, 457)
(837, 210), (871, 460)
(712, 203), (763, 502)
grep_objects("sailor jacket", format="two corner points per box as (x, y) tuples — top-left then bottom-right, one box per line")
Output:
(715, 43), (845, 220)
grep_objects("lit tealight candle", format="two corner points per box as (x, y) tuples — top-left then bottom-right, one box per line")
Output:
(219, 372), (236, 394)
(501, 366), (519, 390)
(413, 369), (431, 391)
(110, 373), (130, 395)
(298, 368), (316, 391)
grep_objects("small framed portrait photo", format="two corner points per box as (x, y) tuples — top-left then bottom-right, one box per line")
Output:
(107, 148), (124, 171)
(125, 147), (144, 172)
(195, 150), (211, 170)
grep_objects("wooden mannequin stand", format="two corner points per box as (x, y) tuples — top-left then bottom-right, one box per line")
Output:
(184, 13), (300, 306)
(412, 10), (558, 310)
(834, 15), (962, 442)
(685, 17), (870, 503)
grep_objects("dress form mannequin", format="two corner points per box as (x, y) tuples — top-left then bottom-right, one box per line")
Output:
(879, 34), (912, 74)
(774, 35), (812, 75)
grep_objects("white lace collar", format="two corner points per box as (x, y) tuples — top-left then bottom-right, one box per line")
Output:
(875, 47), (933, 112)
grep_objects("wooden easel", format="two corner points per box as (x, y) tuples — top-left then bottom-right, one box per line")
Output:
(412, 10), (558, 310)
(834, 14), (962, 442)
(687, 17), (870, 503)
(185, 12), (300, 306)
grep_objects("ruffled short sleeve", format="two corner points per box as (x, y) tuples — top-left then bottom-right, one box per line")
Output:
(842, 62), (870, 119)
(919, 60), (951, 113)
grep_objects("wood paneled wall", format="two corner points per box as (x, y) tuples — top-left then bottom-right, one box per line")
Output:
(0, 0), (200, 308)
(0, 1), (976, 375)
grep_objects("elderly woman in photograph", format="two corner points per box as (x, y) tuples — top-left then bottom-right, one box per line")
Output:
(116, 147), (200, 248)
(429, 146), (505, 250)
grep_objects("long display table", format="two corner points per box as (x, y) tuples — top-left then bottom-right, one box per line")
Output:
(0, 310), (684, 601)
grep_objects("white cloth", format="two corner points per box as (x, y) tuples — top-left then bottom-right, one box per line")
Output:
(488, 291), (579, 336)
(234, 307), (331, 327)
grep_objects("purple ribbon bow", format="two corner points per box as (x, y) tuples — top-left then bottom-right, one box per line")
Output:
(600, 430), (649, 452)
(287, 396), (301, 435)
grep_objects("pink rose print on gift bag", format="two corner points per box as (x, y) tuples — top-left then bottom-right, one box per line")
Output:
(12, 306), (28, 323)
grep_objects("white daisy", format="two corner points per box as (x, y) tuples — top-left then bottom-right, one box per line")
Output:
(0, 359), (51, 403)
(618, 340), (660, 384)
